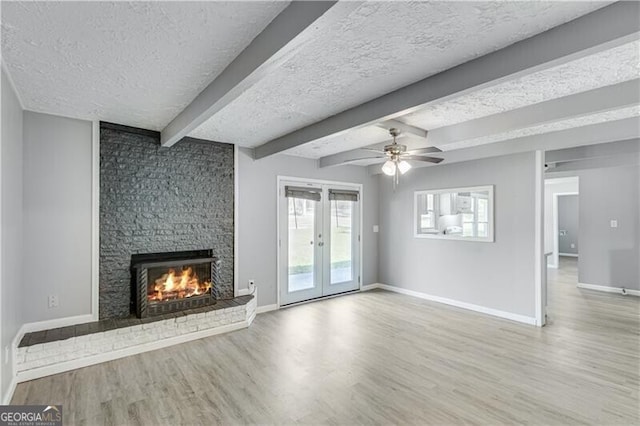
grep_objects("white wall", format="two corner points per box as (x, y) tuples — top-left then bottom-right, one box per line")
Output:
(22, 111), (93, 322)
(578, 165), (639, 290)
(544, 177), (579, 267)
(1, 67), (24, 402)
(378, 152), (539, 320)
(238, 148), (379, 307)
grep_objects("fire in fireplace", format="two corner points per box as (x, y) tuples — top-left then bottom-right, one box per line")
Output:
(148, 266), (211, 302)
(131, 250), (219, 318)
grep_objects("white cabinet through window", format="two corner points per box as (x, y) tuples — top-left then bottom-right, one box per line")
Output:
(414, 185), (494, 242)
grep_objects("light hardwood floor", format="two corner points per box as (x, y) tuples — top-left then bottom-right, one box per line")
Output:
(12, 258), (640, 425)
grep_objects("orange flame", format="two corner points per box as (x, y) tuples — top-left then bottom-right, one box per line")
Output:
(149, 267), (211, 302)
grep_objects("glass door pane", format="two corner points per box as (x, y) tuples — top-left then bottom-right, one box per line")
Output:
(323, 186), (360, 297)
(279, 181), (360, 306)
(330, 200), (353, 284)
(288, 198), (316, 292)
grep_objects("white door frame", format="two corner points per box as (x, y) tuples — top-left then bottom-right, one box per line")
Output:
(534, 150), (545, 327)
(552, 192), (579, 269)
(276, 176), (363, 309)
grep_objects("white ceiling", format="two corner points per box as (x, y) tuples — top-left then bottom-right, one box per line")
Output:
(285, 126), (392, 158)
(1, 1), (288, 130)
(289, 39), (640, 159)
(188, 1), (611, 146)
(442, 105), (640, 151)
(3, 0), (636, 167)
(400, 41), (640, 130)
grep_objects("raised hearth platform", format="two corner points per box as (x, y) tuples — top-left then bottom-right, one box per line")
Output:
(16, 294), (256, 382)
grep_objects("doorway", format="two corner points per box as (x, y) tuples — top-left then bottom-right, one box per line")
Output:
(557, 194), (579, 259)
(544, 177), (579, 269)
(278, 178), (362, 306)
(553, 191), (579, 269)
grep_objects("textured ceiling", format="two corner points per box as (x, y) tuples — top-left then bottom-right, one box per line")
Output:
(285, 125), (391, 158)
(289, 40), (639, 159)
(442, 105), (640, 151)
(189, 0), (610, 146)
(3, 0), (630, 163)
(1, 1), (288, 130)
(401, 41), (640, 130)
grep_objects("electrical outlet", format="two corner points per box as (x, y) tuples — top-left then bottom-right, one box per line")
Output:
(570, 243), (575, 249)
(248, 280), (255, 292)
(610, 220), (618, 228)
(48, 295), (59, 308)
(373, 225), (379, 233)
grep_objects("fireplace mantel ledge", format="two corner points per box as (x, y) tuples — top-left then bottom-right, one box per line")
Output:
(15, 293), (257, 383)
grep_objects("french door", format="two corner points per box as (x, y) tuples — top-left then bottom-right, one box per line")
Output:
(279, 179), (361, 306)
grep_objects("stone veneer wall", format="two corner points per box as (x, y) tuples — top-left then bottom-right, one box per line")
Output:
(100, 124), (234, 319)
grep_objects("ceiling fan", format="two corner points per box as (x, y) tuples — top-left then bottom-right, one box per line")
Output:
(340, 128), (443, 184)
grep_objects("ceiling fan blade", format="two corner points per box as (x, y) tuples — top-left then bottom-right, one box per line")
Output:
(402, 155), (444, 164)
(405, 146), (442, 155)
(339, 156), (387, 165)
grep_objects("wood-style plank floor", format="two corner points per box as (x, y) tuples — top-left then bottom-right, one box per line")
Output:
(12, 257), (640, 425)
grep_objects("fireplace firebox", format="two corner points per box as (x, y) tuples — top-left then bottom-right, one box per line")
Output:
(131, 250), (220, 318)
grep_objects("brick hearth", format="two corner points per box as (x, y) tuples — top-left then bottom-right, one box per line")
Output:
(16, 294), (256, 381)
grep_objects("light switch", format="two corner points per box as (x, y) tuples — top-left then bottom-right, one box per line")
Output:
(373, 225), (379, 233)
(610, 220), (618, 228)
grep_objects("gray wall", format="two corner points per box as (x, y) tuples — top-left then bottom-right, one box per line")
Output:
(100, 128), (235, 319)
(22, 112), (93, 323)
(1, 68), (23, 402)
(558, 195), (578, 255)
(238, 149), (379, 307)
(544, 178), (579, 260)
(378, 152), (538, 318)
(578, 165), (639, 290)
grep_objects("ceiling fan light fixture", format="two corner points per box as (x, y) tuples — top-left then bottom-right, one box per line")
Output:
(345, 127), (441, 184)
(382, 160), (396, 176)
(397, 160), (412, 174)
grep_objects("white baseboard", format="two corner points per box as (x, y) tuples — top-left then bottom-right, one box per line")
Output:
(577, 282), (640, 296)
(364, 283), (536, 325)
(2, 376), (17, 405)
(559, 253), (578, 258)
(4, 327), (26, 405)
(16, 320), (250, 383)
(256, 304), (278, 314)
(361, 283), (383, 291)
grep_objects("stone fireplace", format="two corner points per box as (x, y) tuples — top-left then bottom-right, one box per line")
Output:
(131, 249), (220, 318)
(99, 122), (234, 319)
(14, 122), (252, 382)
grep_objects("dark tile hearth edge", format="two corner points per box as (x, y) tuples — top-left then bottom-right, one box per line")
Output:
(100, 123), (235, 319)
(18, 295), (254, 348)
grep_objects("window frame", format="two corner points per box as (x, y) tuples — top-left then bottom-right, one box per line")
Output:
(414, 185), (495, 242)
(416, 193), (437, 232)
